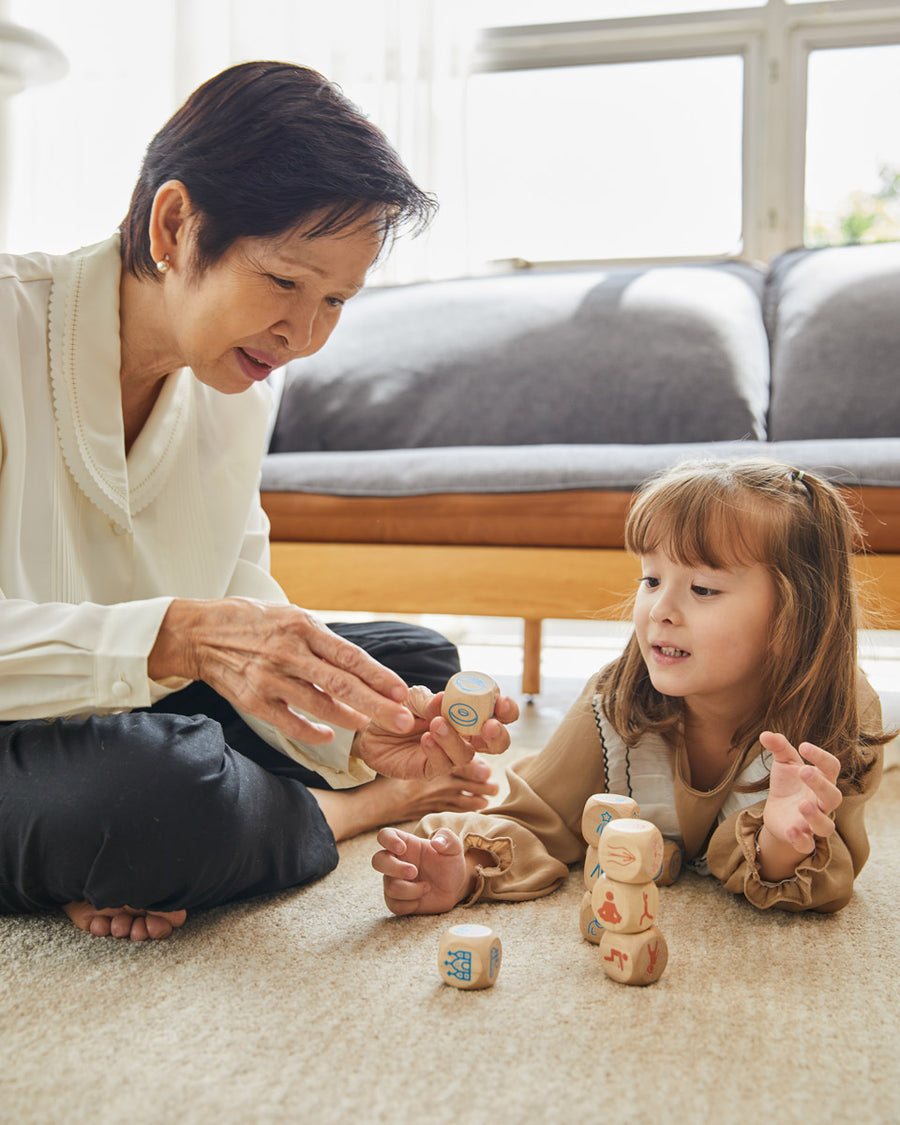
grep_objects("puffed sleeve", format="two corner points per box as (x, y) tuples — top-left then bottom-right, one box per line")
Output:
(707, 682), (885, 913)
(417, 673), (608, 902)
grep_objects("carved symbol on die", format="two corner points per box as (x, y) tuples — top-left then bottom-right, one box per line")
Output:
(441, 672), (500, 736)
(438, 923), (502, 990)
(579, 891), (604, 944)
(447, 702), (479, 728)
(596, 819), (664, 885)
(581, 793), (640, 846)
(599, 926), (668, 986)
(591, 875), (659, 934)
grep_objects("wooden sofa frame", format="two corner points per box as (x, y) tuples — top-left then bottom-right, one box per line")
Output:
(262, 487), (900, 695)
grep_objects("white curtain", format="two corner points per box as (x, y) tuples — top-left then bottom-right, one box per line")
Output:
(6, 0), (479, 282)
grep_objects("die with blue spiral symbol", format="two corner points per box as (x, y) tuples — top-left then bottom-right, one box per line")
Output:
(440, 671), (500, 736)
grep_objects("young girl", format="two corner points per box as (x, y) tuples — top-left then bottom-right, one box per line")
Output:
(373, 458), (890, 915)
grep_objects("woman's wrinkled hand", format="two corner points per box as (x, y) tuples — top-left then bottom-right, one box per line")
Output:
(149, 597), (416, 745)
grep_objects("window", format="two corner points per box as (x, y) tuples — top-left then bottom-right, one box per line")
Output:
(5, 1), (900, 275)
(805, 42), (900, 246)
(474, 1), (900, 265)
(467, 56), (743, 263)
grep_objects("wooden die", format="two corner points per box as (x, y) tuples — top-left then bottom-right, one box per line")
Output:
(599, 925), (668, 986)
(596, 818), (664, 885)
(655, 839), (684, 887)
(438, 923), (502, 990)
(579, 891), (604, 944)
(591, 874), (659, 934)
(441, 672), (500, 736)
(580, 793), (640, 847)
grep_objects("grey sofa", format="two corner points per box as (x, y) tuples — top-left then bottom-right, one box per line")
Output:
(261, 241), (900, 692)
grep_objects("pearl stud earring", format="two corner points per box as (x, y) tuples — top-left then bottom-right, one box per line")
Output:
(156, 254), (171, 273)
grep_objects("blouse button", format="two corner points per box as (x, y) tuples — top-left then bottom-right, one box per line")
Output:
(111, 679), (131, 700)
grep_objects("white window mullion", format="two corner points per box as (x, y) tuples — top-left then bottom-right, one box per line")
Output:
(749, 0), (809, 260)
(740, 32), (767, 262)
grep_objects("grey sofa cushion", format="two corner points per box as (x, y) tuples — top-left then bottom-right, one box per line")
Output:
(261, 437), (900, 497)
(767, 243), (900, 440)
(269, 263), (770, 453)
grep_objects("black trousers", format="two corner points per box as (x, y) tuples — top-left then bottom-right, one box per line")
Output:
(0, 621), (459, 916)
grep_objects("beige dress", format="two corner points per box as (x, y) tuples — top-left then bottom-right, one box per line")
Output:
(418, 670), (884, 913)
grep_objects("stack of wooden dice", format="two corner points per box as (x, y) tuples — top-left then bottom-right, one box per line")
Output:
(580, 794), (681, 986)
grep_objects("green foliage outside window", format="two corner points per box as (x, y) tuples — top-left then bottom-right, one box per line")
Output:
(806, 164), (900, 247)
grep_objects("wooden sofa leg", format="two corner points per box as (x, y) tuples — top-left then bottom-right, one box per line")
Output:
(522, 619), (543, 696)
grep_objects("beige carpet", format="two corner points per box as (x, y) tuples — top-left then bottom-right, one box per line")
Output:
(1, 756), (898, 1125)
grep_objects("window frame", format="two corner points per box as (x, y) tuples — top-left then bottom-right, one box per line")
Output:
(473, 0), (900, 264)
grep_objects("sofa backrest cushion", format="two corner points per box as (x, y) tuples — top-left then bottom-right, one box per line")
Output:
(269, 262), (769, 452)
(766, 242), (900, 441)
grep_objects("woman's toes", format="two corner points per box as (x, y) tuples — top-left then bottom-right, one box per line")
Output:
(448, 791), (490, 812)
(109, 912), (135, 939)
(144, 911), (186, 940)
(450, 760), (499, 798)
(63, 902), (187, 940)
(129, 916), (151, 942)
(88, 913), (112, 937)
(452, 758), (491, 783)
(143, 915), (169, 940)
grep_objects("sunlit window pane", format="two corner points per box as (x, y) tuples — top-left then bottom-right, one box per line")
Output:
(805, 44), (900, 247)
(467, 56), (743, 263)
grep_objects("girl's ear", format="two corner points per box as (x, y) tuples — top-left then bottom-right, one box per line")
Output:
(148, 180), (194, 268)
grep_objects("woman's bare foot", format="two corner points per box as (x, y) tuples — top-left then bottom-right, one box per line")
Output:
(62, 901), (187, 941)
(312, 757), (499, 842)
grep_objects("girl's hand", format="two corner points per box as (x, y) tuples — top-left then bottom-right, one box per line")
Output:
(372, 828), (473, 915)
(356, 687), (518, 780)
(758, 731), (842, 870)
(149, 597), (416, 745)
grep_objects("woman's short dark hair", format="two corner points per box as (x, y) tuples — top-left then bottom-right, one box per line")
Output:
(120, 60), (436, 279)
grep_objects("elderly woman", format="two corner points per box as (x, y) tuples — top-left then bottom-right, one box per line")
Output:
(0, 61), (515, 940)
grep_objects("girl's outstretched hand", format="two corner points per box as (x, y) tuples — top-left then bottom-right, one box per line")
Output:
(759, 731), (843, 859)
(372, 827), (472, 915)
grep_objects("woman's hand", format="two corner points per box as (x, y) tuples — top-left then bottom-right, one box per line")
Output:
(149, 597), (416, 744)
(757, 731), (843, 880)
(372, 827), (476, 915)
(355, 685), (519, 779)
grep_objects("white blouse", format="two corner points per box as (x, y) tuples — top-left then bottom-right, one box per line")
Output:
(0, 234), (363, 787)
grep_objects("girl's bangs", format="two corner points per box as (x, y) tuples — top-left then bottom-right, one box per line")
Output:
(628, 485), (772, 570)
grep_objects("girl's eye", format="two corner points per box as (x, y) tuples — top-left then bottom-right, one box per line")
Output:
(640, 576), (660, 589)
(269, 275), (295, 290)
(691, 585), (719, 597)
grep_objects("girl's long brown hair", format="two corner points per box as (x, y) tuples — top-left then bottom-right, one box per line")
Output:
(598, 458), (889, 789)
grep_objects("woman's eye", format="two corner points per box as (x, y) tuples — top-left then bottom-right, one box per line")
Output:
(326, 296), (345, 309)
(269, 275), (295, 290)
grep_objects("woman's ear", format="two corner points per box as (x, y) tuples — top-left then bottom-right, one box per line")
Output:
(148, 180), (194, 269)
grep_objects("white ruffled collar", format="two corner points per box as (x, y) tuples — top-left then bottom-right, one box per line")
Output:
(48, 234), (190, 531)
